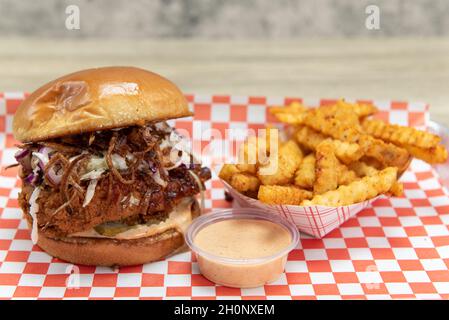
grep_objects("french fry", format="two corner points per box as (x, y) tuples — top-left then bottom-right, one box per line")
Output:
(359, 135), (411, 169)
(349, 161), (379, 177)
(302, 167), (398, 206)
(362, 119), (447, 163)
(237, 137), (259, 169)
(236, 139), (257, 174)
(237, 128), (280, 170)
(314, 141), (339, 194)
(221, 98), (446, 208)
(349, 161), (403, 195)
(363, 119), (441, 149)
(303, 108), (361, 143)
(295, 126), (363, 164)
(236, 163), (257, 174)
(295, 126), (325, 150)
(294, 153), (316, 189)
(258, 140), (303, 185)
(258, 185), (312, 205)
(272, 112), (306, 125)
(262, 127), (279, 157)
(401, 144), (448, 164)
(335, 100), (378, 118)
(337, 164), (358, 185)
(270, 102), (307, 125)
(269, 102), (306, 114)
(389, 181), (404, 197)
(219, 164), (240, 183)
(317, 102), (360, 128)
(230, 173), (260, 193)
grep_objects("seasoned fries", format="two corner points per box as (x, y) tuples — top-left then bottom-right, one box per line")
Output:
(218, 164), (240, 183)
(219, 99), (447, 208)
(349, 161), (379, 177)
(314, 141), (339, 194)
(230, 173), (260, 193)
(336, 100), (378, 118)
(269, 102), (306, 115)
(258, 140), (303, 185)
(337, 164), (358, 185)
(358, 135), (411, 170)
(302, 167), (398, 206)
(270, 102), (307, 125)
(402, 144), (448, 164)
(303, 107), (361, 143)
(258, 185), (312, 205)
(296, 126), (363, 164)
(363, 119), (441, 148)
(362, 119), (448, 163)
(294, 154), (316, 189)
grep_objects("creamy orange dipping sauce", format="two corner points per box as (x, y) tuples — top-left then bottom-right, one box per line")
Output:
(192, 219), (293, 288)
(194, 219), (292, 259)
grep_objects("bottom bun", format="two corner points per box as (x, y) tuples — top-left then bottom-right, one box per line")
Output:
(30, 198), (200, 267)
(36, 228), (184, 267)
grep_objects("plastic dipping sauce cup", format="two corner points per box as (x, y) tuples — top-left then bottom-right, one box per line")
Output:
(185, 209), (300, 288)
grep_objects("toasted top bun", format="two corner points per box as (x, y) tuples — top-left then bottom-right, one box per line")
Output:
(13, 66), (191, 142)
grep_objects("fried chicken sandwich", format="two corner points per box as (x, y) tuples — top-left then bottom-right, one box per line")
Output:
(12, 66), (211, 266)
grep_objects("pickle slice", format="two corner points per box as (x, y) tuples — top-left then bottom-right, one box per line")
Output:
(94, 222), (133, 237)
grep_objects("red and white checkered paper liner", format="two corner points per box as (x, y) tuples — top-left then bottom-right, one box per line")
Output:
(0, 92), (449, 300)
(223, 180), (380, 239)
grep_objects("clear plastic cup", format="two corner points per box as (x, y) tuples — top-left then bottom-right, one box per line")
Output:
(185, 208), (300, 288)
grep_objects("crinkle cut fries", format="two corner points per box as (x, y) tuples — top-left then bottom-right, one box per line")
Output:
(219, 100), (448, 207)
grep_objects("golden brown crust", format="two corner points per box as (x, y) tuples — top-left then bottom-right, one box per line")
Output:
(13, 66), (191, 142)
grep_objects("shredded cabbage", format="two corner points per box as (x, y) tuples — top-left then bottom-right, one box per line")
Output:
(83, 179), (98, 207)
(152, 170), (167, 187)
(29, 187), (41, 244)
(86, 154), (128, 171)
(129, 195), (140, 206)
(80, 168), (105, 181)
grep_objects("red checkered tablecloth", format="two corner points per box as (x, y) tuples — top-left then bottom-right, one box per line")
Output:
(0, 92), (449, 299)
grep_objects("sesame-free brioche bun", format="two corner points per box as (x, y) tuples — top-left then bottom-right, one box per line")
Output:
(26, 198), (200, 267)
(36, 228), (185, 267)
(13, 66), (191, 143)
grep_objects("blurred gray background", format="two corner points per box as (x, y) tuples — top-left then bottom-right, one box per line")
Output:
(0, 0), (449, 38)
(1, 0), (449, 125)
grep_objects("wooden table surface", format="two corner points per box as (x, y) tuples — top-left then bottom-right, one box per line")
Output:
(1, 37), (448, 126)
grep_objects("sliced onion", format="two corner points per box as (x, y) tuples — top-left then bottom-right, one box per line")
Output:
(46, 166), (62, 185)
(25, 173), (39, 185)
(32, 151), (49, 170)
(15, 149), (29, 160)
(15, 149), (32, 170)
(83, 179), (98, 207)
(38, 146), (52, 157)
